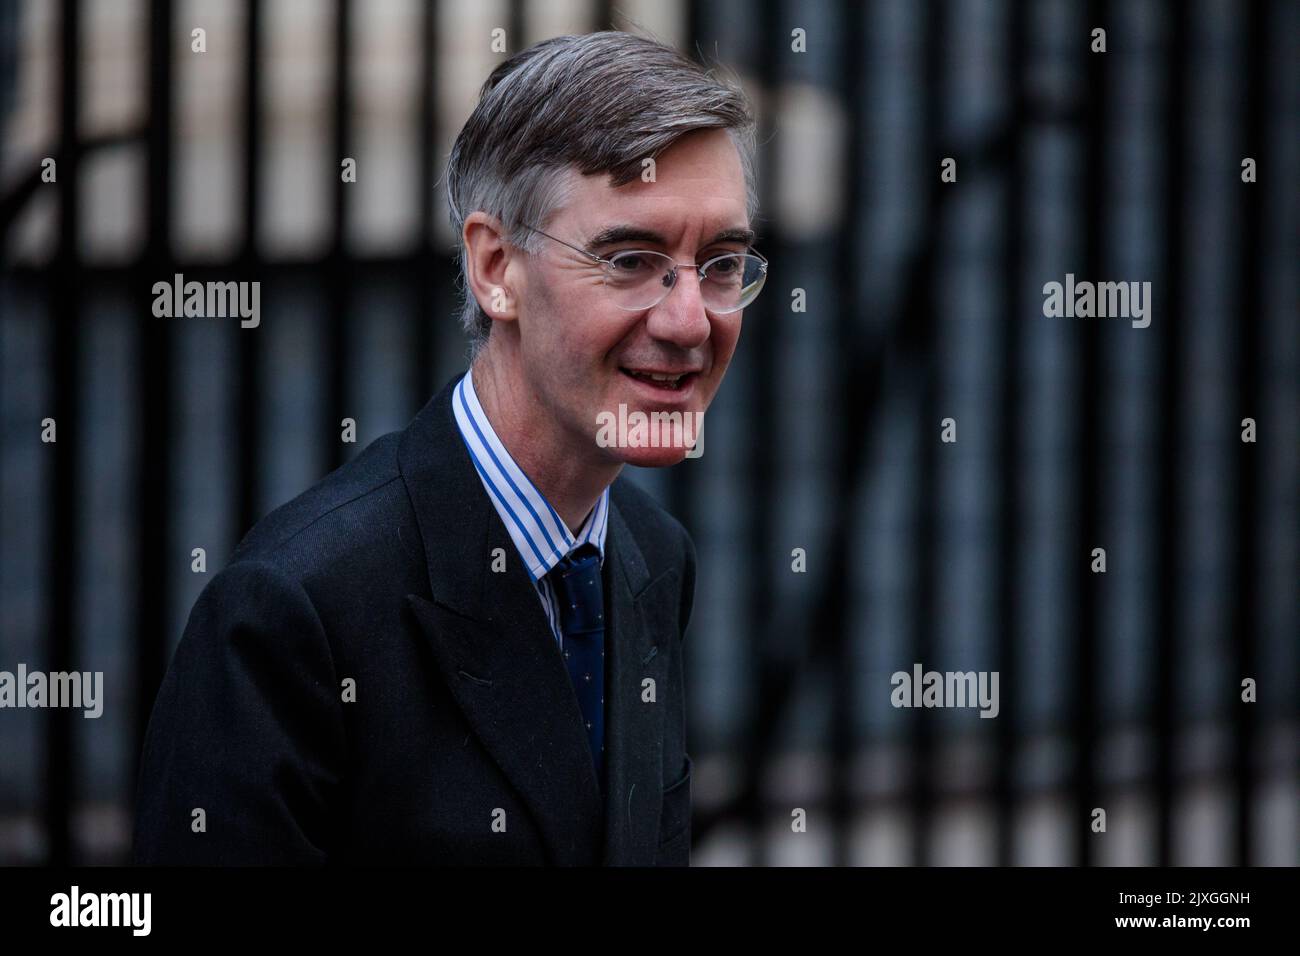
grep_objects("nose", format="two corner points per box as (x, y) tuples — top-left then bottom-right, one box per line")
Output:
(644, 266), (711, 350)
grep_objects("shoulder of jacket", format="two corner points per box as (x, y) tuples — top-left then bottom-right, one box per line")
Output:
(230, 431), (407, 565)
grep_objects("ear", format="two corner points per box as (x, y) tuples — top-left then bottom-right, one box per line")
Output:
(463, 212), (522, 322)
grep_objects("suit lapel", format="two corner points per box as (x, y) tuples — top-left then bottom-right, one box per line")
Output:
(600, 500), (674, 865)
(397, 375), (675, 866)
(404, 594), (605, 865)
(399, 377), (601, 865)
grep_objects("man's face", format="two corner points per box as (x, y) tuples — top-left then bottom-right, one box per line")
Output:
(511, 128), (751, 468)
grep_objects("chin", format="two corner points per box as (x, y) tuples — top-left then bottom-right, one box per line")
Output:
(615, 443), (694, 468)
(589, 387), (707, 468)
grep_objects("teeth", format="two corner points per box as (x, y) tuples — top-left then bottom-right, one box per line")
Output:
(627, 370), (684, 386)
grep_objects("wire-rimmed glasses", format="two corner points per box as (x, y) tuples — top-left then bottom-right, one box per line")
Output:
(519, 224), (768, 314)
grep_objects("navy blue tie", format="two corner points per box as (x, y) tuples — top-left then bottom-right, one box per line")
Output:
(548, 543), (606, 790)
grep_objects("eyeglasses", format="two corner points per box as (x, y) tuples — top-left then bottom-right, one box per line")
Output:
(518, 224), (768, 314)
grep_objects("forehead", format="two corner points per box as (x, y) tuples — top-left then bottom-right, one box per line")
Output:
(554, 129), (749, 237)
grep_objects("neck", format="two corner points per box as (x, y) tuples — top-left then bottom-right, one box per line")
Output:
(470, 345), (621, 535)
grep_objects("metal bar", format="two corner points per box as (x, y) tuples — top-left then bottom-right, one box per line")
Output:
(237, 0), (263, 537)
(414, 0), (439, 407)
(1070, 0), (1108, 867)
(43, 0), (81, 867)
(737, 0), (784, 868)
(327, 0), (352, 471)
(9, 252), (462, 286)
(1229, 0), (1267, 868)
(1152, 0), (1191, 866)
(828, 0), (867, 868)
(508, 0), (525, 53)
(0, 129), (142, 241)
(686, 0), (705, 64)
(993, 0), (1028, 868)
(132, 0), (176, 834)
(906, 0), (945, 867)
(666, 4), (701, 578)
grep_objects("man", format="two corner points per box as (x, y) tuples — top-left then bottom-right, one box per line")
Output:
(132, 31), (763, 865)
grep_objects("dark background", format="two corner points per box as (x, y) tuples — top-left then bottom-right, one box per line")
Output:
(0, 0), (1296, 866)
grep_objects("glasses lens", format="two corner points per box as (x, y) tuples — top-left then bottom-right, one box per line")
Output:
(701, 254), (767, 313)
(603, 251), (676, 310)
(602, 251), (768, 312)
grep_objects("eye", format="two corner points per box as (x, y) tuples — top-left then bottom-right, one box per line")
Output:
(705, 255), (742, 277)
(607, 251), (656, 274)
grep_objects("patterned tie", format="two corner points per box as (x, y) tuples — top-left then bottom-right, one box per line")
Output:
(548, 543), (606, 790)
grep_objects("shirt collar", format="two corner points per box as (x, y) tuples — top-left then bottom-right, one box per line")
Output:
(452, 370), (609, 582)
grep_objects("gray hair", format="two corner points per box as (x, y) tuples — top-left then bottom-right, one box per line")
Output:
(445, 31), (758, 355)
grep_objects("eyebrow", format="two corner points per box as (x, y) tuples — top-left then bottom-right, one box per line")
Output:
(584, 225), (757, 252)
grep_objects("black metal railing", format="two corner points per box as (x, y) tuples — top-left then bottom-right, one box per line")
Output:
(0, 0), (1294, 867)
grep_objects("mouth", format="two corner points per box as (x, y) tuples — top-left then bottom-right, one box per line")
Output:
(619, 367), (699, 393)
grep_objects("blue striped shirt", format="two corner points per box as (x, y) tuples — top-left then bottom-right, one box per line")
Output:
(451, 370), (610, 648)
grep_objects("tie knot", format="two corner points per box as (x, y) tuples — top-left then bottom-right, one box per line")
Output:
(557, 542), (600, 572)
(549, 544), (604, 637)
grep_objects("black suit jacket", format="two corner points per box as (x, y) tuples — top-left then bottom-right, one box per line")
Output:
(132, 374), (697, 865)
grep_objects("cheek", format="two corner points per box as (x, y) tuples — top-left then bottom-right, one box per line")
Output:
(580, 313), (644, 368)
(551, 321), (622, 375)
(531, 272), (630, 361)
